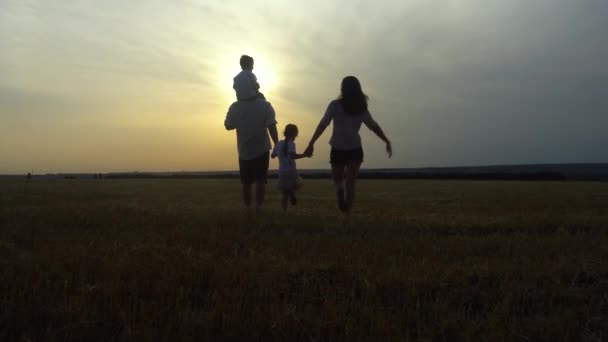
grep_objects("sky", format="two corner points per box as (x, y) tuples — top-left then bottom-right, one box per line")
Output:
(1, 0), (607, 174)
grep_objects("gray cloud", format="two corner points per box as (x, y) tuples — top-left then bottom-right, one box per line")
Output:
(257, 0), (608, 167)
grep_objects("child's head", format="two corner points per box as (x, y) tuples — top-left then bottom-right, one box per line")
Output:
(284, 124), (298, 141)
(240, 55), (254, 70)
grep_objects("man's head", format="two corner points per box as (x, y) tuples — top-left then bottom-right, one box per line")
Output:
(240, 55), (254, 70)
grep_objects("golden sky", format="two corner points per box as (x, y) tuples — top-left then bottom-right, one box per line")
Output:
(1, 0), (607, 173)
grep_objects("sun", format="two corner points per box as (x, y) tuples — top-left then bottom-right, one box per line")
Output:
(251, 56), (278, 93)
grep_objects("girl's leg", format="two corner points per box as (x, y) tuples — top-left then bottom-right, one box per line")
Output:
(344, 161), (362, 213)
(290, 174), (302, 206)
(281, 191), (289, 211)
(331, 163), (347, 211)
(289, 190), (297, 206)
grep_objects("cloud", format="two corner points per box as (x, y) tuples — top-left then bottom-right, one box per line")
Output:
(1, 0), (607, 172)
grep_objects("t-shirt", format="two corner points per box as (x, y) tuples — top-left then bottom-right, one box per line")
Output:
(233, 70), (258, 100)
(318, 100), (379, 150)
(273, 140), (297, 173)
(224, 100), (277, 160)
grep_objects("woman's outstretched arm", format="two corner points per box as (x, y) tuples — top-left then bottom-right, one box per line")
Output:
(363, 111), (392, 158)
(369, 124), (392, 158)
(371, 125), (392, 158)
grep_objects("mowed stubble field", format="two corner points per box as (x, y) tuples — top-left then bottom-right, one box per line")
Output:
(1, 179), (608, 341)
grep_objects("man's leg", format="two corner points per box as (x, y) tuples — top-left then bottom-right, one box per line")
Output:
(255, 180), (266, 209)
(253, 151), (270, 211)
(239, 157), (254, 209)
(242, 183), (252, 208)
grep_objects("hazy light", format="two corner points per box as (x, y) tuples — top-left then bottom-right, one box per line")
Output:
(1, 0), (607, 174)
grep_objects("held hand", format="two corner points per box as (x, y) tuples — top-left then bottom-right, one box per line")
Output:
(386, 141), (392, 158)
(303, 144), (314, 158)
(271, 150), (277, 159)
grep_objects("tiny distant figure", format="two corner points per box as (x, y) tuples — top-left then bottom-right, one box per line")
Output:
(271, 124), (309, 210)
(233, 55), (266, 101)
(26, 172), (32, 180)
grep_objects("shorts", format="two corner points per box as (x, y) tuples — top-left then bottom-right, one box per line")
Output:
(276, 170), (303, 191)
(330, 147), (364, 165)
(239, 152), (269, 184)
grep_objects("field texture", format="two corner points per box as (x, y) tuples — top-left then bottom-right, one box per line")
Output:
(1, 179), (608, 341)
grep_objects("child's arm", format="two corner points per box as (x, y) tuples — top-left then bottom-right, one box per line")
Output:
(251, 73), (260, 90)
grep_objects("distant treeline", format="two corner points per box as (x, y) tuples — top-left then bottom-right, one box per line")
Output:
(100, 171), (591, 181)
(306, 171), (569, 181)
(8, 163), (608, 181)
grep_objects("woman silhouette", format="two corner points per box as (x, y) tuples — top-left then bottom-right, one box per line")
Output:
(304, 76), (392, 213)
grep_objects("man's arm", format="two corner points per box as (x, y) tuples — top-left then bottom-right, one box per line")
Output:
(264, 102), (279, 145)
(224, 104), (236, 130)
(267, 124), (279, 145)
(225, 117), (235, 130)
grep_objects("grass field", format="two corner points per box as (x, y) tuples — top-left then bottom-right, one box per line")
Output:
(1, 179), (608, 341)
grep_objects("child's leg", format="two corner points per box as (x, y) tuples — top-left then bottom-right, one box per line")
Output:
(281, 191), (289, 211)
(289, 190), (297, 206)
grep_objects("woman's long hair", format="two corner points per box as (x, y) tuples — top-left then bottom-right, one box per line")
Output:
(283, 124), (298, 157)
(339, 76), (368, 115)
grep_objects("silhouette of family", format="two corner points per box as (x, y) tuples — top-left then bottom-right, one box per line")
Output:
(225, 55), (392, 214)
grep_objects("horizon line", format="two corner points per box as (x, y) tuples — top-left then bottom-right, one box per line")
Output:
(2, 162), (607, 176)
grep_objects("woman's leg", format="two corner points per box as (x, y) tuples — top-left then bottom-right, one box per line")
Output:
(331, 163), (347, 211)
(344, 161), (362, 213)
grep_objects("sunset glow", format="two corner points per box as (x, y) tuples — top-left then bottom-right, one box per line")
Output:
(1, 0), (607, 174)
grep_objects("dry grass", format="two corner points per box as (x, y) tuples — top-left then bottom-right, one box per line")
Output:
(1, 179), (607, 341)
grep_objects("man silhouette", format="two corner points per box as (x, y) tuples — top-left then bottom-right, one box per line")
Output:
(225, 99), (279, 211)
